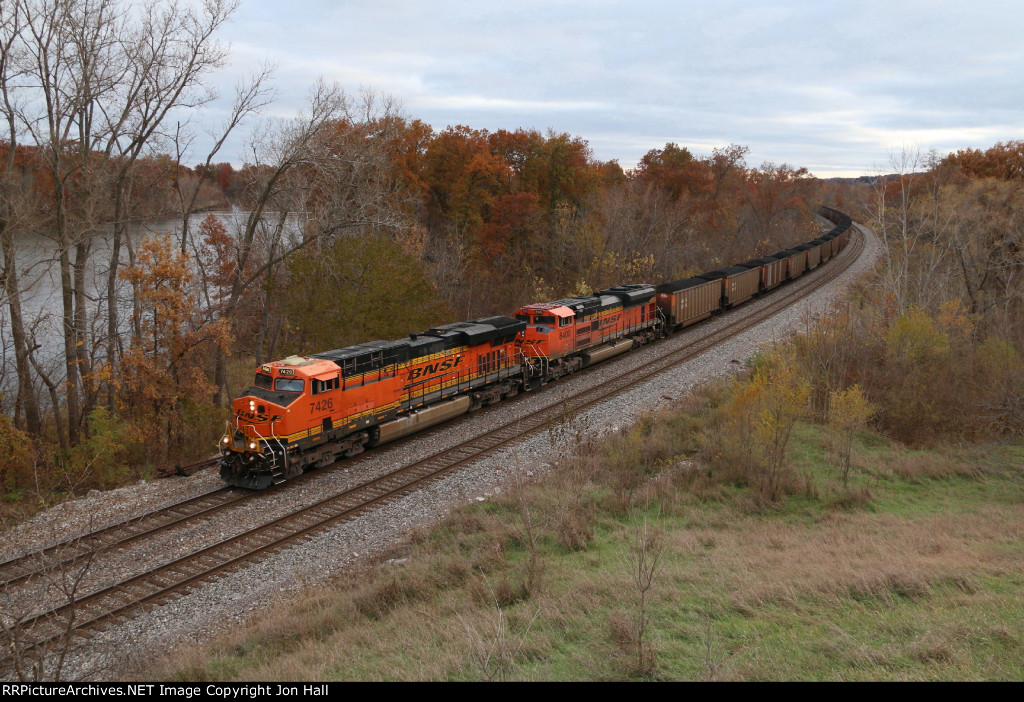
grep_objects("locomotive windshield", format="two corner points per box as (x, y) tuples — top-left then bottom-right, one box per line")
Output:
(534, 315), (556, 325)
(254, 372), (272, 389)
(274, 378), (304, 393)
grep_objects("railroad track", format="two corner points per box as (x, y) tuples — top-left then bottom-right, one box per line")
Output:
(2, 225), (865, 664)
(0, 476), (239, 591)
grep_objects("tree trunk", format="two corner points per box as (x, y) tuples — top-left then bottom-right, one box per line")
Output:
(1, 226), (42, 435)
(59, 231), (82, 444)
(73, 238), (94, 421)
(106, 176), (129, 413)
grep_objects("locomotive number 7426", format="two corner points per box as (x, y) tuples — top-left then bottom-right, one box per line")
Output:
(309, 398), (334, 413)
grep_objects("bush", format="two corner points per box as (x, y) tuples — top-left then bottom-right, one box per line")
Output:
(68, 408), (148, 489)
(0, 413), (36, 494)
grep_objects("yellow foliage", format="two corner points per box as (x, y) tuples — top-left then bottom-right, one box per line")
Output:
(0, 413), (36, 493)
(119, 235), (232, 459)
(710, 348), (810, 503)
(885, 307), (949, 367)
(828, 385), (875, 486)
(935, 298), (975, 346)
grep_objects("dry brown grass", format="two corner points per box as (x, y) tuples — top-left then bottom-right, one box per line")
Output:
(672, 505), (1023, 614)
(889, 452), (983, 482)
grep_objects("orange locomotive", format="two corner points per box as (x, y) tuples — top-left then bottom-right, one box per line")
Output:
(220, 317), (525, 489)
(221, 284), (662, 489)
(515, 284), (663, 383)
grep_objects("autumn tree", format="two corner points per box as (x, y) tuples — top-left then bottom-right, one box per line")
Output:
(942, 140), (1024, 181)
(120, 235), (231, 459)
(635, 142), (707, 203)
(743, 161), (814, 256)
(828, 384), (874, 487)
(943, 179), (1024, 329)
(0, 412), (35, 493)
(751, 353), (810, 503)
(599, 177), (699, 282)
(422, 125), (506, 236)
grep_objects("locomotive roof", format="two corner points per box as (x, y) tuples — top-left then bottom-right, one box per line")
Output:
(424, 316), (524, 345)
(520, 301), (574, 312)
(548, 296), (602, 314)
(595, 284), (655, 306)
(522, 297), (612, 316)
(311, 316), (524, 375)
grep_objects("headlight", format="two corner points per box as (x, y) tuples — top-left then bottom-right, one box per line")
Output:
(249, 400), (256, 411)
(248, 441), (257, 450)
(221, 435), (230, 445)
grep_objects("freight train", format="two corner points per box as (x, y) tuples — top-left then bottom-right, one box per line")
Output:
(219, 206), (854, 489)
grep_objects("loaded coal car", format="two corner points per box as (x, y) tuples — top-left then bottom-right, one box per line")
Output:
(818, 233), (835, 260)
(655, 277), (722, 332)
(811, 237), (833, 263)
(771, 248), (805, 281)
(818, 206), (853, 252)
(824, 231), (841, 258)
(735, 255), (786, 293)
(697, 265), (761, 308)
(220, 316), (525, 488)
(514, 283), (661, 383)
(794, 241), (822, 270)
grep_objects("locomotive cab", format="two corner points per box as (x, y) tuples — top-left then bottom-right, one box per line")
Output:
(220, 355), (343, 488)
(514, 304), (577, 360)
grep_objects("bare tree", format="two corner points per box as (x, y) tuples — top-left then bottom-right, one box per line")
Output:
(97, 0), (239, 410)
(866, 147), (955, 313)
(0, 1), (44, 437)
(2, 0), (240, 437)
(173, 60), (277, 253)
(209, 84), (413, 401)
(0, 518), (108, 681)
(621, 517), (663, 677)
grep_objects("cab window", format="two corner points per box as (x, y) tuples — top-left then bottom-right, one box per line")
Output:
(254, 372), (272, 389)
(274, 377), (304, 393)
(559, 317), (572, 327)
(535, 315), (556, 325)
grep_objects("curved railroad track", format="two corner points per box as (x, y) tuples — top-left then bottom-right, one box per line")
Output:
(1, 223), (866, 667)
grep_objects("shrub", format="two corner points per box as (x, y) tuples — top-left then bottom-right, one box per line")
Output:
(0, 413), (36, 494)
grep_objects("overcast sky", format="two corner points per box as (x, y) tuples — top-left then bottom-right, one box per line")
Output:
(198, 0), (1024, 177)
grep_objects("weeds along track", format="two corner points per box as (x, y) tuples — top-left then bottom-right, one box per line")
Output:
(2, 227), (864, 661)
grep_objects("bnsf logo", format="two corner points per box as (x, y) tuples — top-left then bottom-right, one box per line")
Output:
(235, 409), (283, 423)
(407, 355), (464, 381)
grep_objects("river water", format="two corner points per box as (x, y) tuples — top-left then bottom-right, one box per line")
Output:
(1, 209), (253, 410)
